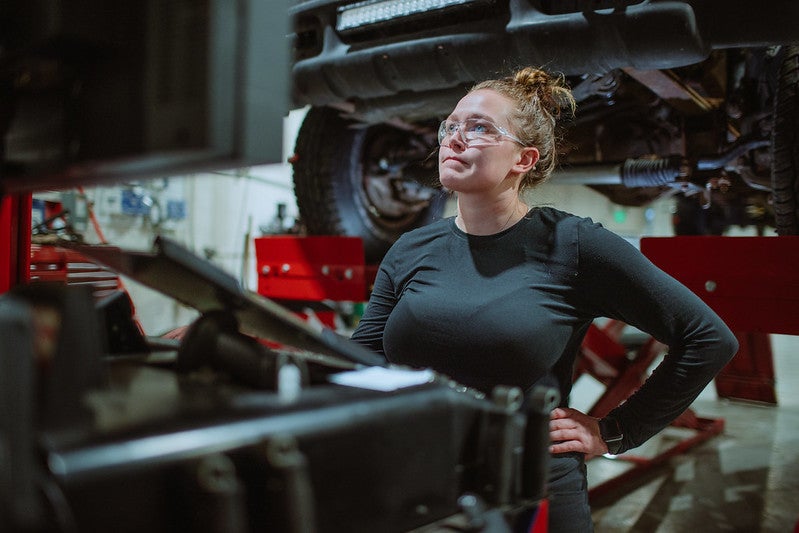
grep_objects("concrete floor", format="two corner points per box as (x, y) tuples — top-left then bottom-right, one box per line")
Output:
(584, 334), (799, 532)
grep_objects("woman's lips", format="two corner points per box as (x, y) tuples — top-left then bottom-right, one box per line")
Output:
(442, 156), (466, 165)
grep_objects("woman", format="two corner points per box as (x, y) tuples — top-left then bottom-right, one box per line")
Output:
(350, 67), (738, 532)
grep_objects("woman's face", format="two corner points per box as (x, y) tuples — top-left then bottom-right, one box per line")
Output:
(438, 89), (533, 195)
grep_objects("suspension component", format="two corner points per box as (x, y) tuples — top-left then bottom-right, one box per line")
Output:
(621, 156), (687, 187)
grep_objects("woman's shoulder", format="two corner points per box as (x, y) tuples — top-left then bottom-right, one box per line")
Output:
(396, 216), (452, 244)
(532, 205), (596, 228)
(381, 217), (452, 262)
(528, 206), (602, 242)
(530, 207), (645, 275)
(525, 206), (620, 273)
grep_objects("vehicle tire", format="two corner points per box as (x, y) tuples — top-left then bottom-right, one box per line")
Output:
(772, 45), (799, 235)
(292, 106), (447, 263)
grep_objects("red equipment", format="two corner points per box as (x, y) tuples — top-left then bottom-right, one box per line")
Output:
(255, 236), (368, 303)
(0, 193), (32, 293)
(29, 244), (123, 300)
(641, 236), (799, 336)
(254, 235), (372, 329)
(642, 235), (799, 404)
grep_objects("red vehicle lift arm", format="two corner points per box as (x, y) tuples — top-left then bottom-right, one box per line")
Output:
(0, 193), (32, 294)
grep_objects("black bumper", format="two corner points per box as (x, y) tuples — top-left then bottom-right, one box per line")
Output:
(290, 0), (799, 117)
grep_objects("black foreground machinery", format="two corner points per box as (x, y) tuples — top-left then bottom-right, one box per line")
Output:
(0, 2), (555, 531)
(0, 237), (559, 533)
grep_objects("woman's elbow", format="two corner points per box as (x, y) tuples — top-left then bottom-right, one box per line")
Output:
(716, 325), (740, 365)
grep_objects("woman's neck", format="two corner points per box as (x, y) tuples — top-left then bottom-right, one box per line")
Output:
(455, 196), (529, 235)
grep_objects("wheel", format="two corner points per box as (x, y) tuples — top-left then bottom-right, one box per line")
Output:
(772, 45), (799, 235)
(292, 106), (447, 263)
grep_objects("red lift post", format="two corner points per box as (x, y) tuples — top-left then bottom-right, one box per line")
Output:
(0, 193), (32, 294)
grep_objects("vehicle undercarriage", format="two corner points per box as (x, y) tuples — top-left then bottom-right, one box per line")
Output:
(288, 0), (799, 260)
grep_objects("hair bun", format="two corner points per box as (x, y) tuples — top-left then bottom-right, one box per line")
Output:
(513, 67), (574, 118)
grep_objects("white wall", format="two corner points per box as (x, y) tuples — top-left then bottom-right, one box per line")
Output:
(526, 182), (676, 239)
(75, 109), (308, 335)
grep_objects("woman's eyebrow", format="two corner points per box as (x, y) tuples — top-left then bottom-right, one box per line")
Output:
(445, 112), (495, 122)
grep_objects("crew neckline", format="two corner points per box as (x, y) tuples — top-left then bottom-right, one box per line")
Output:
(449, 207), (537, 241)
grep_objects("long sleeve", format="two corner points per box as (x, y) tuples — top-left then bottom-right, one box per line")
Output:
(349, 254), (398, 357)
(575, 221), (739, 452)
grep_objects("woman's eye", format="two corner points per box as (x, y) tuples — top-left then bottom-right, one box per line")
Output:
(468, 122), (486, 133)
(468, 120), (495, 135)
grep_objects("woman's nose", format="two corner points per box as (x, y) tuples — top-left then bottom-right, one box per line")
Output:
(447, 128), (467, 149)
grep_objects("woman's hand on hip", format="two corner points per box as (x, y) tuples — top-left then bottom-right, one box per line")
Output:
(548, 407), (608, 458)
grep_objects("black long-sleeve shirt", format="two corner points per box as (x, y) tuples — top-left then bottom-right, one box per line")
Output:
(350, 207), (738, 453)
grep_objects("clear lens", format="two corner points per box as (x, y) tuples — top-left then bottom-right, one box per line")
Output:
(438, 118), (523, 146)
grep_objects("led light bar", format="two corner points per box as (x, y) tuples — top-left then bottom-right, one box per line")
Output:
(337, 0), (484, 32)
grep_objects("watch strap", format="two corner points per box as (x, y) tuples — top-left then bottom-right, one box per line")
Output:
(599, 416), (624, 455)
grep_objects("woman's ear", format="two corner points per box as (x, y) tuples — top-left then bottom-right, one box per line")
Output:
(513, 146), (540, 174)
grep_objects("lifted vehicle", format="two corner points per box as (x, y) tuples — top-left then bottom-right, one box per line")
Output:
(287, 0), (799, 261)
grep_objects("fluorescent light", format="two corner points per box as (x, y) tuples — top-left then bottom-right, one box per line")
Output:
(337, 0), (481, 32)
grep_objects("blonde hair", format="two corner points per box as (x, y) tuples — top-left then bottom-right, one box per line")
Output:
(471, 67), (576, 191)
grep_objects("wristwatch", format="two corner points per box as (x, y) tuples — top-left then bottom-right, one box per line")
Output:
(598, 416), (624, 455)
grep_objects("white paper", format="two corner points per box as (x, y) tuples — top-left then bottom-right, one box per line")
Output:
(329, 366), (435, 391)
